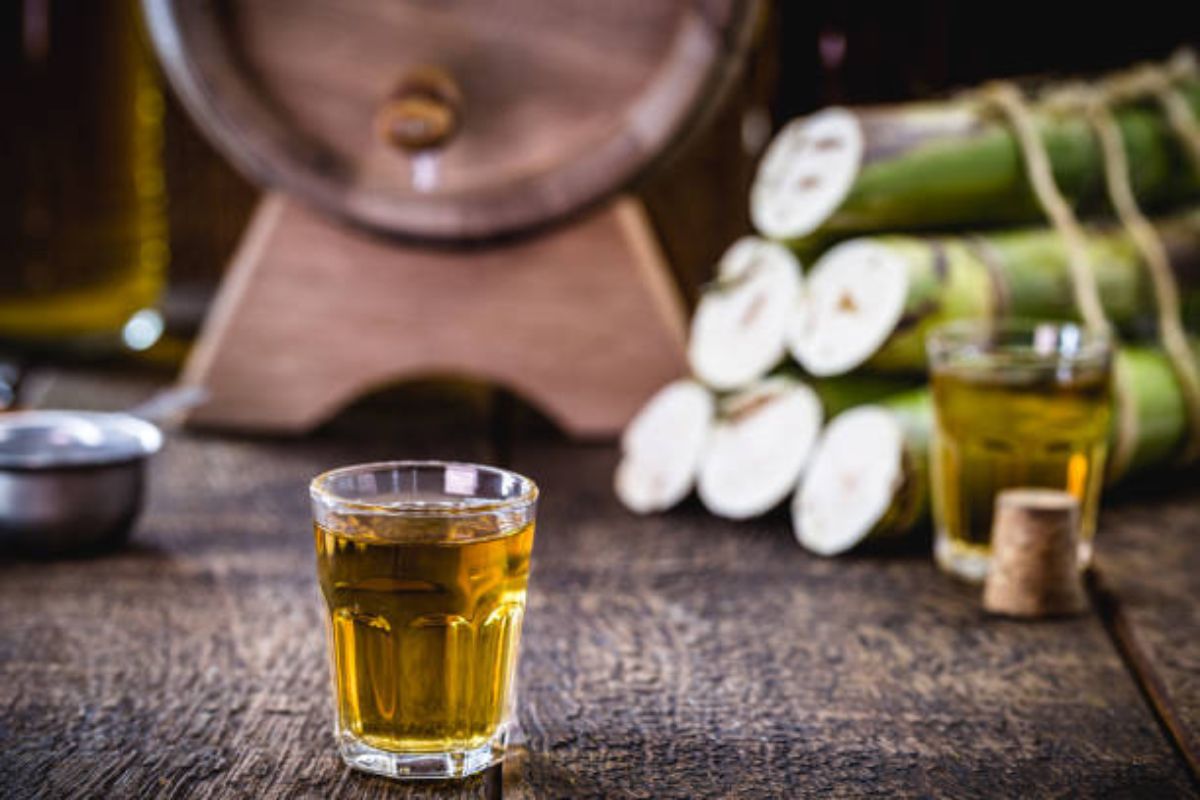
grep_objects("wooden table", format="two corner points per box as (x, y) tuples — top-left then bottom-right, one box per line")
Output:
(1, 369), (1198, 798)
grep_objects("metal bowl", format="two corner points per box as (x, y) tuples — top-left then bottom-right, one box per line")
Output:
(0, 411), (163, 556)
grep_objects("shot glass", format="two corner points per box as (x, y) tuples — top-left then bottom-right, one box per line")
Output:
(926, 320), (1113, 582)
(310, 461), (538, 779)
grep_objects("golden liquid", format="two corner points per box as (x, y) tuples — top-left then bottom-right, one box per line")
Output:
(314, 521), (534, 753)
(0, 1), (167, 349)
(931, 364), (1111, 577)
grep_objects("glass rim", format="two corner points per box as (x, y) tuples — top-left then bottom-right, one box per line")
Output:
(925, 318), (1113, 364)
(309, 459), (539, 518)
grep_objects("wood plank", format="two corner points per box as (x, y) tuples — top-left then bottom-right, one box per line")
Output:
(180, 195), (686, 438)
(0, 371), (505, 799)
(1095, 471), (1200, 779)
(502, 441), (1194, 797)
(1, 370), (1193, 797)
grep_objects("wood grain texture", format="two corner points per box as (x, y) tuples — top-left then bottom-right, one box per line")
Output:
(181, 194), (687, 439)
(505, 443), (1193, 798)
(1096, 472), (1200, 778)
(1, 371), (502, 799)
(0, 370), (1195, 797)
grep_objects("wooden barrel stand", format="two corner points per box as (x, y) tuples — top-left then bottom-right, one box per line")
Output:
(182, 194), (688, 438)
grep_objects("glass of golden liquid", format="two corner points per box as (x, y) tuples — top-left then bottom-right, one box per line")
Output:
(927, 320), (1113, 582)
(310, 461), (538, 780)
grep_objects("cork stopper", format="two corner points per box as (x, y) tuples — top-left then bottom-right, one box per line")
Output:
(982, 488), (1087, 617)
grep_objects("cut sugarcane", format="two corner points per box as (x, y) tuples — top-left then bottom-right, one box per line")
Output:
(793, 390), (931, 555)
(688, 237), (805, 390)
(613, 371), (910, 519)
(615, 379), (715, 514)
(751, 82), (1200, 243)
(751, 108), (864, 241)
(697, 377), (822, 520)
(792, 211), (1200, 376)
(793, 348), (1196, 554)
(787, 239), (917, 376)
(793, 407), (905, 556)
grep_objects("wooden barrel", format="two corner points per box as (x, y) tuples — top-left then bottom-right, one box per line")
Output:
(142, 0), (761, 242)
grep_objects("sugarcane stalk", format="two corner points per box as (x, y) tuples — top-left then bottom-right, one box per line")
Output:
(793, 347), (1194, 555)
(615, 380), (716, 514)
(621, 366), (911, 520)
(792, 388), (931, 555)
(860, 388), (934, 538)
(1115, 347), (1190, 475)
(752, 80), (1200, 243)
(697, 377), (823, 519)
(792, 210), (1200, 376)
(688, 237), (804, 391)
(696, 369), (926, 520)
(810, 374), (925, 417)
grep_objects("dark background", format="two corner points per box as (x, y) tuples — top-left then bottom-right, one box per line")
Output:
(6, 2), (1198, 341)
(770, 1), (1197, 115)
(646, 1), (1200, 299)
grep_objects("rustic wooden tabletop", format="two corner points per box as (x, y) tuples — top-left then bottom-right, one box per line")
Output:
(1, 369), (1197, 799)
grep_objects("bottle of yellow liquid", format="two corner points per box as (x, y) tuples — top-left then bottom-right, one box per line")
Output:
(0, 0), (167, 354)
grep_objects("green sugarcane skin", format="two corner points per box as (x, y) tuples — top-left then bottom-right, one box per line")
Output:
(987, 211), (1200, 327)
(792, 83), (1200, 244)
(870, 388), (934, 538)
(810, 374), (923, 418)
(1115, 348), (1189, 477)
(855, 212), (1200, 373)
(860, 348), (1192, 541)
(865, 231), (1130, 372)
(865, 237), (996, 372)
(757, 369), (921, 435)
(980, 228), (1147, 322)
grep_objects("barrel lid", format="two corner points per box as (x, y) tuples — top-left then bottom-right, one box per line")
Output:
(143, 0), (759, 241)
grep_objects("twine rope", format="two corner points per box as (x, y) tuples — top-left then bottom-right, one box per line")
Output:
(981, 51), (1200, 467)
(1086, 97), (1200, 461)
(1102, 50), (1200, 175)
(977, 81), (1136, 474)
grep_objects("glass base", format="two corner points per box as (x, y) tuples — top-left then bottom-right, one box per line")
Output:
(935, 532), (1096, 584)
(935, 534), (990, 583)
(337, 726), (510, 780)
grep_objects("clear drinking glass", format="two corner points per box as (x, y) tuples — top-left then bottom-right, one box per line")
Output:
(926, 320), (1113, 582)
(310, 461), (538, 779)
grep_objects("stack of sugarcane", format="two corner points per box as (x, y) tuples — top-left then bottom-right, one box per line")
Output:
(615, 51), (1200, 556)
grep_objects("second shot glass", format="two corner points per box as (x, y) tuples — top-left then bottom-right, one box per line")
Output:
(926, 320), (1114, 582)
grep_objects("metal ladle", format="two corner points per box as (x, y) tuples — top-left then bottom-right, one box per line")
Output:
(0, 386), (206, 556)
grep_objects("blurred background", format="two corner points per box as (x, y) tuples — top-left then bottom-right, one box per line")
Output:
(0, 0), (1193, 417)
